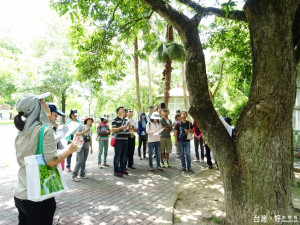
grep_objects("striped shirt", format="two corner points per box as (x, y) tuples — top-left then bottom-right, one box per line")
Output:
(112, 116), (129, 141)
(97, 122), (110, 141)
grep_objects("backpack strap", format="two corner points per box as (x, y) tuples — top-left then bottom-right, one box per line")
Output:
(35, 124), (48, 155)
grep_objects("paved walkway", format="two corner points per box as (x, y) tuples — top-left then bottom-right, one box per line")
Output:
(0, 124), (210, 225)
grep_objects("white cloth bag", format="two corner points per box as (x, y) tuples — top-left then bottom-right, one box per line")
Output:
(24, 125), (68, 202)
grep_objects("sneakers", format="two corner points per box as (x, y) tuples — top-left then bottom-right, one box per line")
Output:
(122, 170), (129, 175)
(182, 167), (186, 171)
(208, 165), (213, 169)
(103, 163), (110, 167)
(67, 168), (72, 172)
(161, 162), (165, 168)
(114, 172), (123, 177)
(129, 166), (136, 169)
(149, 168), (154, 172)
(98, 164), (103, 169)
(166, 162), (171, 168)
(143, 156), (148, 159)
(187, 168), (194, 173)
(157, 167), (164, 171)
(139, 157), (143, 160)
(200, 158), (205, 163)
(80, 175), (88, 179)
(72, 177), (80, 182)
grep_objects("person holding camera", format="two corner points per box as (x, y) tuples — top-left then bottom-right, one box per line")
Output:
(72, 117), (94, 181)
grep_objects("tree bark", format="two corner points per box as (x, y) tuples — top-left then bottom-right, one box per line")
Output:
(142, 0), (299, 224)
(232, 1), (298, 223)
(163, 24), (174, 108)
(134, 37), (142, 116)
(147, 58), (153, 106)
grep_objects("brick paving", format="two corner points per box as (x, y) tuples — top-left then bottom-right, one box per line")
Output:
(2, 125), (300, 224)
(0, 125), (211, 225)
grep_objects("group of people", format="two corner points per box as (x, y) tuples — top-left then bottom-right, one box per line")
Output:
(98, 105), (214, 177)
(65, 104), (222, 178)
(13, 92), (234, 224)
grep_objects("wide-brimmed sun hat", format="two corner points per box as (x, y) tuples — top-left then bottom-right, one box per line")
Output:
(150, 112), (161, 120)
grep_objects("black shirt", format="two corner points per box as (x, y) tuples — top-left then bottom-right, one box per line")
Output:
(174, 121), (193, 142)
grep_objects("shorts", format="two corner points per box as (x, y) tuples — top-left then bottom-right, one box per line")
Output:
(160, 137), (172, 153)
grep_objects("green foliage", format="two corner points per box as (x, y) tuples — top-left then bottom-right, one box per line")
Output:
(204, 14), (251, 124)
(0, 36), (21, 105)
(50, 0), (156, 89)
(30, 20), (75, 106)
(221, 0), (237, 18)
(157, 42), (186, 63)
(205, 18), (252, 92)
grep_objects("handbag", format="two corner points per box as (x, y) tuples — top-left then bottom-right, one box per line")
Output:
(110, 133), (117, 147)
(24, 125), (68, 202)
(187, 122), (194, 140)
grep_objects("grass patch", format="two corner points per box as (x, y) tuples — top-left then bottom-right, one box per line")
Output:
(174, 216), (181, 223)
(213, 217), (223, 224)
(176, 192), (181, 201)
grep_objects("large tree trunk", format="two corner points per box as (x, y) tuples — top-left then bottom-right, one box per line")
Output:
(163, 24), (174, 108)
(231, 1), (298, 223)
(142, 0), (299, 224)
(134, 37), (142, 116)
(147, 58), (153, 106)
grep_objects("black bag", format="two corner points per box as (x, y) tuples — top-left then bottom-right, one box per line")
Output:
(84, 125), (91, 142)
(84, 135), (90, 142)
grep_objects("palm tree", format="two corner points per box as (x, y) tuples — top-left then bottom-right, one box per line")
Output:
(134, 37), (142, 116)
(157, 25), (185, 107)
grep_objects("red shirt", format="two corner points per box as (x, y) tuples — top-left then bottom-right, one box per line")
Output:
(193, 121), (202, 137)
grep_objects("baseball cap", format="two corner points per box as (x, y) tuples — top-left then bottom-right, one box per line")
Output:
(70, 109), (78, 116)
(48, 103), (65, 116)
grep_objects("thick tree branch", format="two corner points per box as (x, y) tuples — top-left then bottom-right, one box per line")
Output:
(141, 0), (192, 33)
(178, 0), (247, 22)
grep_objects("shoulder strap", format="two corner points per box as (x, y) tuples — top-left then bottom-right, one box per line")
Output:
(35, 124), (48, 155)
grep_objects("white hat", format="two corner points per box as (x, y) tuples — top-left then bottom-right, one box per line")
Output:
(150, 112), (161, 120)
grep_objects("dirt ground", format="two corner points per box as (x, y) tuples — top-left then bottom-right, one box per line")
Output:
(174, 168), (300, 225)
(174, 168), (225, 225)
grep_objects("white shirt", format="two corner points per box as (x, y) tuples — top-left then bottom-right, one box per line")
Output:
(219, 116), (233, 136)
(146, 121), (160, 143)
